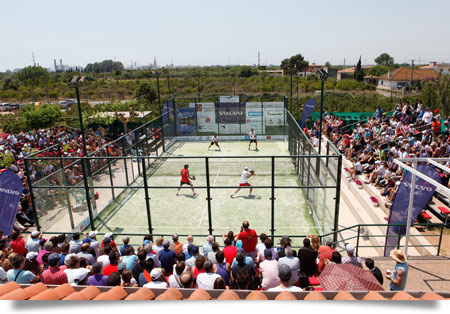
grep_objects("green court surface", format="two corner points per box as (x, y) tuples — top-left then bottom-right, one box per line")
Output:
(95, 140), (317, 244)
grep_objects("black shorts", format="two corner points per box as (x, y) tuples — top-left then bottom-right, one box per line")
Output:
(250, 139), (257, 143)
(355, 170), (362, 175)
(180, 181), (192, 186)
(210, 141), (218, 145)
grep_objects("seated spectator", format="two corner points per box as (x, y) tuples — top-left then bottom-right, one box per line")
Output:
(267, 264), (304, 292)
(235, 269), (251, 290)
(10, 231), (27, 256)
(182, 235), (194, 259)
(59, 243), (70, 266)
(86, 231), (99, 257)
(255, 233), (267, 259)
(170, 234), (183, 255)
(24, 252), (41, 277)
(37, 241), (54, 265)
(106, 272), (121, 286)
(121, 269), (137, 287)
(259, 249), (280, 290)
(119, 236), (133, 256)
(298, 238), (317, 276)
(64, 255), (90, 285)
(103, 252), (119, 276)
(41, 253), (68, 285)
(138, 258), (155, 287)
(25, 231), (41, 253)
(185, 245), (200, 268)
(192, 255), (206, 278)
(197, 260), (220, 290)
(278, 247), (300, 285)
(87, 262), (108, 286)
(152, 237), (164, 260)
(277, 236), (297, 258)
(97, 244), (113, 266)
(202, 235), (214, 257)
(318, 238), (336, 273)
(214, 251), (230, 287)
(121, 246), (137, 270)
(158, 240), (176, 276)
(222, 237), (237, 265)
(213, 276), (227, 290)
(257, 237), (278, 262)
(143, 268), (168, 289)
(206, 242), (220, 264)
(132, 250), (147, 285)
(365, 258), (383, 285)
(77, 243), (94, 265)
(69, 233), (82, 254)
(180, 271), (195, 288)
(231, 252), (256, 289)
(169, 261), (185, 288)
(342, 244), (362, 267)
(7, 255), (39, 284)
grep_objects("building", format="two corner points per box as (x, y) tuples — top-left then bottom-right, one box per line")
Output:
(337, 65), (374, 81)
(419, 61), (450, 75)
(377, 67), (438, 90)
(53, 59), (81, 72)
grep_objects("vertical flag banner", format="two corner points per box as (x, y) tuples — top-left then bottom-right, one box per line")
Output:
(300, 98), (317, 128)
(176, 108), (197, 134)
(0, 169), (24, 236)
(383, 164), (441, 256)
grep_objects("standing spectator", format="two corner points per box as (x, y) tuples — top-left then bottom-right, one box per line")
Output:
(237, 220), (257, 261)
(365, 258), (383, 285)
(298, 238), (318, 276)
(77, 243), (95, 265)
(87, 262), (108, 286)
(69, 233), (82, 254)
(267, 264), (304, 292)
(143, 268), (168, 289)
(97, 245), (112, 266)
(168, 261), (185, 288)
(158, 240), (176, 276)
(206, 242), (220, 264)
(215, 251), (230, 287)
(10, 231), (27, 256)
(222, 237), (237, 265)
(25, 231), (41, 253)
(202, 235), (214, 257)
(103, 252), (119, 276)
(259, 249), (280, 290)
(7, 255), (39, 284)
(185, 245), (200, 268)
(120, 236), (133, 257)
(41, 253), (68, 285)
(278, 247), (300, 285)
(386, 249), (409, 291)
(318, 238), (336, 273)
(342, 243), (362, 267)
(197, 260), (221, 290)
(170, 234), (183, 255)
(121, 246), (137, 270)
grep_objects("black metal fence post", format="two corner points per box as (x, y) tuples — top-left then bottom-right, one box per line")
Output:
(270, 157), (276, 240)
(80, 158), (95, 230)
(57, 144), (75, 230)
(205, 157), (213, 235)
(356, 225), (361, 257)
(333, 155), (342, 244)
(141, 157), (153, 234)
(437, 223), (444, 256)
(105, 145), (116, 201)
(121, 142), (130, 186)
(24, 160), (41, 231)
(173, 98), (178, 137)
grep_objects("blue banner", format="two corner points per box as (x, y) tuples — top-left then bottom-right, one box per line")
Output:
(162, 99), (173, 126)
(0, 169), (24, 236)
(383, 164), (441, 256)
(300, 98), (317, 128)
(176, 108), (197, 134)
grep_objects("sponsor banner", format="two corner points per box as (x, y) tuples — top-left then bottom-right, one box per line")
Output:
(219, 95), (240, 103)
(216, 103), (245, 124)
(263, 102), (285, 126)
(0, 169), (24, 236)
(218, 123), (240, 134)
(383, 164), (441, 256)
(193, 103), (218, 133)
(300, 98), (317, 128)
(244, 102), (263, 134)
(176, 108), (197, 134)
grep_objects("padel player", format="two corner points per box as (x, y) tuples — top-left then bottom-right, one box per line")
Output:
(230, 166), (254, 198)
(177, 164), (198, 196)
(208, 133), (221, 151)
(249, 128), (258, 151)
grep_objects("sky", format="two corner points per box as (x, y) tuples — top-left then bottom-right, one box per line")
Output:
(1, 0), (450, 71)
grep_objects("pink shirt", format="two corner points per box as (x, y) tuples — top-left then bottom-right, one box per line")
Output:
(42, 266), (68, 285)
(259, 259), (280, 290)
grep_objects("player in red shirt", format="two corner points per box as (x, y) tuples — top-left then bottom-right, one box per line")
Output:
(237, 220), (258, 261)
(177, 164), (199, 196)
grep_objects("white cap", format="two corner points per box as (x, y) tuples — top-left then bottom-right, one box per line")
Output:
(375, 160), (381, 164)
(244, 166), (248, 170)
(104, 232), (113, 239)
(89, 230), (98, 238)
(64, 253), (76, 266)
(31, 231), (40, 237)
(26, 252), (38, 261)
(346, 243), (355, 254)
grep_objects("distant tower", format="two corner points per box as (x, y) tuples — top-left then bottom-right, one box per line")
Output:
(153, 56), (157, 69)
(54, 59), (58, 72)
(258, 51), (260, 67)
(32, 52), (36, 66)
(60, 59), (63, 67)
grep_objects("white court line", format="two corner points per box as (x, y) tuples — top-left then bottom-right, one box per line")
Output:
(197, 161), (223, 227)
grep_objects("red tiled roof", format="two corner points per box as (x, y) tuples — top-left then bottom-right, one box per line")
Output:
(0, 284), (449, 300)
(378, 67), (438, 81)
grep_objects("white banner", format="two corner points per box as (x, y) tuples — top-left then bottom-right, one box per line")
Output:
(219, 95), (240, 103)
(244, 102), (263, 134)
(193, 103), (218, 133)
(264, 102), (285, 126)
(219, 123), (240, 134)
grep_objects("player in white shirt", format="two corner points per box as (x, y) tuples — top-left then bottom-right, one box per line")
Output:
(248, 128), (258, 151)
(230, 166), (254, 198)
(208, 133), (221, 151)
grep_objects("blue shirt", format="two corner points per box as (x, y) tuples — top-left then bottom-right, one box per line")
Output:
(120, 244), (134, 257)
(390, 262), (408, 291)
(158, 249), (176, 273)
(202, 243), (213, 257)
(7, 269), (35, 284)
(122, 255), (138, 270)
(87, 274), (108, 286)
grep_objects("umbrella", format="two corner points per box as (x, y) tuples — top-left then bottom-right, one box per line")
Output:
(318, 264), (384, 291)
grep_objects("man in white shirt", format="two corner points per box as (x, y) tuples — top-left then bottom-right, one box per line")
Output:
(248, 128), (258, 151)
(267, 264), (303, 292)
(259, 249), (280, 290)
(168, 262), (185, 288)
(208, 134), (221, 151)
(143, 268), (168, 289)
(230, 166), (254, 198)
(422, 108), (433, 124)
(196, 261), (221, 290)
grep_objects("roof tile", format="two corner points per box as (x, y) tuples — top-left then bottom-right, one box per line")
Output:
(79, 285), (101, 300)
(107, 286), (128, 300)
(23, 283), (48, 299)
(188, 289), (211, 300)
(392, 291), (417, 300)
(155, 288), (183, 300)
(245, 291), (268, 300)
(0, 288), (30, 300)
(53, 284), (76, 299)
(362, 291), (387, 300)
(217, 290), (240, 300)
(94, 292), (116, 301)
(0, 282), (20, 297)
(125, 287), (155, 300)
(275, 291), (297, 300)
(30, 289), (60, 301)
(421, 292), (445, 300)
(333, 291), (356, 300)
(304, 291), (326, 300)
(62, 292), (88, 301)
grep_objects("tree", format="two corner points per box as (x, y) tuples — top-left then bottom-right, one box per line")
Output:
(324, 61), (331, 68)
(280, 54), (309, 75)
(239, 66), (258, 78)
(354, 56), (364, 82)
(84, 60), (124, 73)
(135, 81), (157, 103)
(15, 66), (49, 86)
(375, 53), (394, 67)
(19, 104), (62, 130)
(367, 65), (391, 76)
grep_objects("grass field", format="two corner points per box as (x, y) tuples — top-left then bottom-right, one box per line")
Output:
(94, 140), (317, 245)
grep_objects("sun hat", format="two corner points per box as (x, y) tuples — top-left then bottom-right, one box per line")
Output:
(390, 249), (407, 263)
